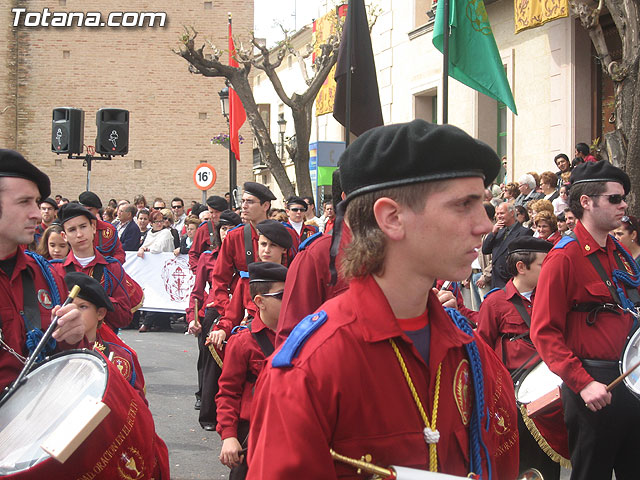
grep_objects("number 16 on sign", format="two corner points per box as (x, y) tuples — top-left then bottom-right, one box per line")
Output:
(193, 163), (217, 191)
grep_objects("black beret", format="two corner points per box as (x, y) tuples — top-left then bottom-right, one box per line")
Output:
(244, 182), (276, 203)
(338, 120), (500, 203)
(286, 196), (308, 211)
(507, 237), (553, 255)
(64, 272), (114, 311)
(0, 149), (51, 199)
(256, 219), (293, 249)
(58, 203), (96, 225)
(569, 160), (631, 195)
(40, 197), (59, 209)
(206, 195), (228, 212)
(219, 210), (242, 226)
(248, 261), (288, 283)
(78, 191), (102, 209)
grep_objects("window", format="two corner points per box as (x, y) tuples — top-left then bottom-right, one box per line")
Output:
(497, 101), (507, 157)
(414, 90), (438, 124)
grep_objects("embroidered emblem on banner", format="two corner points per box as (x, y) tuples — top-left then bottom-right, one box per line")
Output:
(37, 289), (53, 309)
(117, 446), (145, 480)
(113, 355), (132, 381)
(453, 359), (471, 425)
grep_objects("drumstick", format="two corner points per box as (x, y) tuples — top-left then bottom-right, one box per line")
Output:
(1, 285), (81, 404)
(606, 358), (640, 392)
(194, 299), (201, 329)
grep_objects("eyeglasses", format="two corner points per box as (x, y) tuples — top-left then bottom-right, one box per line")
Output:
(289, 208), (305, 213)
(171, 205), (183, 209)
(590, 194), (626, 205)
(241, 199), (257, 206)
(260, 290), (284, 300)
(152, 220), (163, 224)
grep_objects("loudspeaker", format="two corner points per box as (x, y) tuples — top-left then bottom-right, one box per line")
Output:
(95, 108), (129, 156)
(51, 107), (84, 154)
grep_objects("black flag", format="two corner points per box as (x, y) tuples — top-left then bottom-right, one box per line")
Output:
(333, 0), (383, 137)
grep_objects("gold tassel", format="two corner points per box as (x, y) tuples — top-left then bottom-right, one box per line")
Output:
(519, 405), (571, 469)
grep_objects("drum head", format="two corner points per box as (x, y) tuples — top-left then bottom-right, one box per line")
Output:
(0, 350), (107, 475)
(516, 361), (563, 405)
(621, 328), (640, 397)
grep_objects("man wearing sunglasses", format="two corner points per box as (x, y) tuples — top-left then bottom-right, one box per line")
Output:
(284, 196), (318, 242)
(531, 161), (640, 480)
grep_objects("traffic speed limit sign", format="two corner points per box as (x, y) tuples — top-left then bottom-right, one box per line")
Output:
(193, 163), (217, 191)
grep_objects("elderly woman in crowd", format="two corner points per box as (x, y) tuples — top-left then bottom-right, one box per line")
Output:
(502, 182), (520, 202)
(534, 211), (562, 244)
(612, 215), (640, 265)
(539, 171), (559, 202)
(137, 210), (175, 257)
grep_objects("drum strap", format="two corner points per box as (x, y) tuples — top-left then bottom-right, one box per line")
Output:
(207, 220), (215, 251)
(244, 223), (254, 270)
(65, 263), (105, 284)
(507, 295), (531, 328)
(20, 269), (41, 330)
(248, 322), (275, 358)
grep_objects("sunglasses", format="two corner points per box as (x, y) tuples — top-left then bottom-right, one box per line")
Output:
(289, 208), (305, 213)
(171, 205), (183, 209)
(590, 194), (626, 205)
(260, 290), (284, 300)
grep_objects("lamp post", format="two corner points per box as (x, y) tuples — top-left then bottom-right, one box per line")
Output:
(277, 113), (287, 162)
(218, 85), (237, 208)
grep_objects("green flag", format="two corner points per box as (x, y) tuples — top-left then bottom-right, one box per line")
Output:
(432, 0), (517, 114)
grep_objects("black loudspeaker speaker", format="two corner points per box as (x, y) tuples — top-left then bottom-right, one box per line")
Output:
(51, 107), (84, 154)
(95, 108), (129, 156)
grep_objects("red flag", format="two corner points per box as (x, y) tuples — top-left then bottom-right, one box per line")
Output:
(229, 19), (246, 161)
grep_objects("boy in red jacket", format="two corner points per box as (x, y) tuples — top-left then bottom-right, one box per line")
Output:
(215, 261), (287, 479)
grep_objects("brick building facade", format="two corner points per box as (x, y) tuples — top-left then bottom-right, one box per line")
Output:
(1, 1), (254, 205)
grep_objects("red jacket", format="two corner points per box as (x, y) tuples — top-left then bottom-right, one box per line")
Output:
(0, 247), (88, 391)
(531, 221), (639, 393)
(545, 230), (563, 245)
(188, 221), (216, 273)
(216, 278), (258, 340)
(216, 314), (274, 440)
(96, 324), (147, 404)
(248, 275), (518, 480)
(276, 228), (351, 346)
(53, 251), (143, 330)
(186, 249), (218, 324)
(477, 279), (538, 371)
(95, 218), (126, 264)
(212, 223), (298, 318)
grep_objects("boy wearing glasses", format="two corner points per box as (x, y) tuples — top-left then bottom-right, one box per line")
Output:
(216, 261), (286, 479)
(284, 196), (318, 242)
(532, 161), (640, 480)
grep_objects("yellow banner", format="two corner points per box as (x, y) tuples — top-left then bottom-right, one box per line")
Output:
(314, 7), (346, 116)
(514, 0), (568, 34)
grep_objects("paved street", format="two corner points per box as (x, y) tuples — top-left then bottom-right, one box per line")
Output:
(120, 325), (228, 480)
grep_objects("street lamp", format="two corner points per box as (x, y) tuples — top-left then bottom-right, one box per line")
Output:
(277, 113), (287, 162)
(218, 85), (236, 208)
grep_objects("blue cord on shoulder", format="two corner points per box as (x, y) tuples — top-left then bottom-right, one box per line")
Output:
(25, 250), (61, 306)
(483, 287), (502, 300)
(298, 232), (322, 251)
(231, 325), (248, 335)
(445, 307), (491, 480)
(272, 311), (328, 368)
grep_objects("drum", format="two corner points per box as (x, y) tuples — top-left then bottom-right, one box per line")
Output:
(515, 360), (563, 414)
(0, 349), (169, 479)
(620, 326), (640, 399)
(0, 350), (108, 475)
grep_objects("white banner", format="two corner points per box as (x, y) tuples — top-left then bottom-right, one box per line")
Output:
(123, 252), (195, 313)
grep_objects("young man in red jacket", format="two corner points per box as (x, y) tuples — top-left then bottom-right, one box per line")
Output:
(216, 261), (286, 480)
(248, 120), (519, 479)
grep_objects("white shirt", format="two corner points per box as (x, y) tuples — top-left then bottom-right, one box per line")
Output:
(74, 254), (96, 267)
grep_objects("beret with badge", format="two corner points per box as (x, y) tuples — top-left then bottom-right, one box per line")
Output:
(58, 202), (97, 225)
(256, 219), (293, 249)
(507, 236), (553, 255)
(78, 191), (103, 209)
(0, 149), (51, 199)
(569, 160), (631, 195)
(248, 261), (288, 284)
(244, 181), (276, 203)
(338, 119), (500, 204)
(64, 271), (114, 311)
(206, 195), (229, 212)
